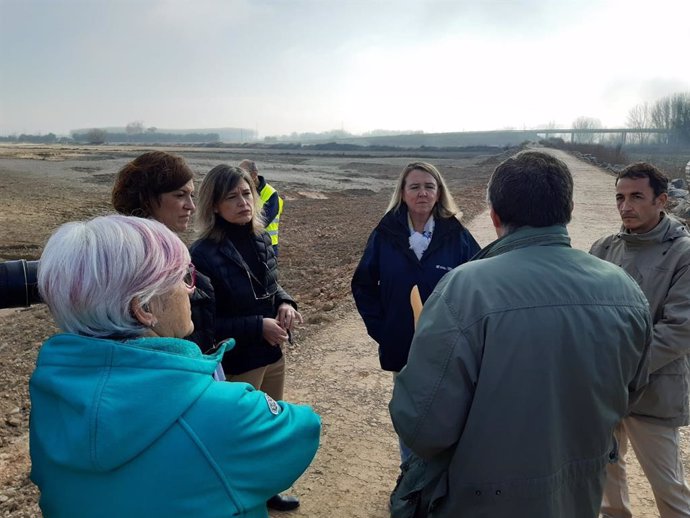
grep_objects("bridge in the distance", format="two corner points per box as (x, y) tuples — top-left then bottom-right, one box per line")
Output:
(536, 127), (669, 144)
(332, 128), (670, 148)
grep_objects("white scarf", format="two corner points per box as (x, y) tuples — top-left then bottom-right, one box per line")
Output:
(408, 215), (434, 260)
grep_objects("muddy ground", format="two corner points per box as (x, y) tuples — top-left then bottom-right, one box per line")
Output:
(0, 143), (493, 517)
(0, 143), (685, 517)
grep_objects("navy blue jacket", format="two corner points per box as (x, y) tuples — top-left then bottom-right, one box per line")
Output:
(352, 205), (480, 371)
(190, 227), (295, 375)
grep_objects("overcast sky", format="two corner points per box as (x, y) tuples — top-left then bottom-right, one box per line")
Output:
(1, 0), (688, 137)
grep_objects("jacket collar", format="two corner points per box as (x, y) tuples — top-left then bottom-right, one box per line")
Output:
(475, 225), (571, 260)
(377, 204), (410, 235)
(218, 234), (268, 289)
(378, 205), (463, 262)
(219, 238), (248, 269)
(378, 205), (460, 238)
(617, 213), (689, 246)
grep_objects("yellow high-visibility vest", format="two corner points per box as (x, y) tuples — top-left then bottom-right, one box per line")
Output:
(259, 183), (283, 246)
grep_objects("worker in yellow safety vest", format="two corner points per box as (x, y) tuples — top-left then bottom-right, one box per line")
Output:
(239, 159), (284, 256)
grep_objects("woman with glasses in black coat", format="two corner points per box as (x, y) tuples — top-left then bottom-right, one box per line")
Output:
(189, 164), (303, 512)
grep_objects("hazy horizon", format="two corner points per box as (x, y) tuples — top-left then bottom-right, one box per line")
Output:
(1, 0), (689, 138)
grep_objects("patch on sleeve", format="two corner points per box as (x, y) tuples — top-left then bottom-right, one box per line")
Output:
(265, 393), (281, 415)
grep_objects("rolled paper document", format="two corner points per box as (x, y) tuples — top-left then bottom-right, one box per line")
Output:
(410, 285), (423, 329)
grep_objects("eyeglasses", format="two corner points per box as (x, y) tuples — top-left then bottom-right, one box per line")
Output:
(183, 263), (196, 290)
(246, 266), (278, 301)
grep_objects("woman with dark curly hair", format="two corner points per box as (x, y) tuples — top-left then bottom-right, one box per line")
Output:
(111, 151), (216, 356)
(112, 150), (196, 232)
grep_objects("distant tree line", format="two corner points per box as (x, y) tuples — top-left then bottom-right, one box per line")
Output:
(565, 93), (690, 146)
(264, 128), (423, 143)
(0, 133), (64, 144)
(0, 130), (221, 145)
(71, 129), (220, 144)
(3, 95), (688, 147)
(626, 92), (690, 145)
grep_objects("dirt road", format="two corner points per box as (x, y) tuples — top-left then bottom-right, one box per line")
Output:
(284, 147), (687, 518)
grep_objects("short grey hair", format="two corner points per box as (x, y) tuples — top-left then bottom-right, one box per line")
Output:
(38, 215), (191, 338)
(238, 159), (259, 176)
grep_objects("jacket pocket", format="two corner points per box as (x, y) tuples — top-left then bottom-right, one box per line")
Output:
(390, 456), (427, 518)
(390, 456), (448, 518)
(632, 373), (688, 420)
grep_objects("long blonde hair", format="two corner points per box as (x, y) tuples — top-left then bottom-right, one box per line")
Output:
(386, 162), (462, 219)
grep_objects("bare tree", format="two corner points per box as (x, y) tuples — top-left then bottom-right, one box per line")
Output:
(626, 102), (651, 144)
(572, 116), (602, 144)
(651, 97), (672, 143)
(125, 121), (145, 135)
(669, 93), (690, 145)
(649, 93), (690, 144)
(86, 128), (107, 145)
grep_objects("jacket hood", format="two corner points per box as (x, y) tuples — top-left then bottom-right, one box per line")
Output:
(30, 334), (231, 472)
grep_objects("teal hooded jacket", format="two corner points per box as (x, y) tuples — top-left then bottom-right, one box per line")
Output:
(30, 334), (321, 518)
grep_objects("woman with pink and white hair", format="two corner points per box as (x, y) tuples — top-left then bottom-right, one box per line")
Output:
(29, 214), (320, 518)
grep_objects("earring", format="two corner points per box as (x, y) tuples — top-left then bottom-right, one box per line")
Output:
(150, 319), (158, 329)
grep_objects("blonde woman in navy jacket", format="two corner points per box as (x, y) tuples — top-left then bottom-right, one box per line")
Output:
(351, 162), (480, 461)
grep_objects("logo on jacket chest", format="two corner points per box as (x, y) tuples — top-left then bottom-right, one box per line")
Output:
(265, 394), (282, 415)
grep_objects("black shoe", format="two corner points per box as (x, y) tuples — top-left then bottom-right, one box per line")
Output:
(267, 494), (300, 512)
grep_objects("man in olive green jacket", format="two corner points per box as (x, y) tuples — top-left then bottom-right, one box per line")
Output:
(390, 152), (652, 518)
(591, 162), (690, 518)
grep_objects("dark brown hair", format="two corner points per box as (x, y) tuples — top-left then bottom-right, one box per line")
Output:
(616, 162), (668, 198)
(112, 151), (194, 217)
(488, 151), (573, 230)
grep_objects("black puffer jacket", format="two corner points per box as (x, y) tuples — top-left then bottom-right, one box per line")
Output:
(190, 224), (296, 375)
(185, 271), (216, 353)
